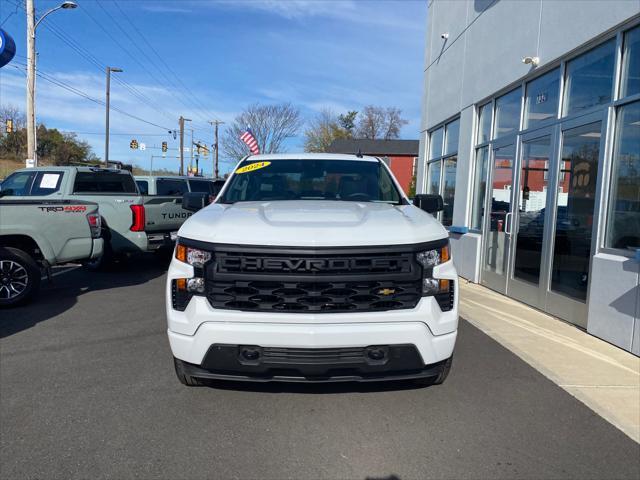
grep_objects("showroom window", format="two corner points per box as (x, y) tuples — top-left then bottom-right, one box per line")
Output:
(563, 39), (616, 117)
(494, 88), (521, 138)
(477, 102), (492, 144)
(426, 117), (459, 226)
(429, 127), (443, 160)
(620, 25), (640, 98)
(471, 146), (489, 230)
(524, 68), (560, 129)
(606, 108), (640, 251)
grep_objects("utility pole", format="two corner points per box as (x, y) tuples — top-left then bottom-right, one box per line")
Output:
(189, 129), (194, 173)
(209, 120), (224, 179)
(26, 0), (36, 167)
(178, 116), (191, 176)
(25, 1), (78, 168)
(104, 67), (122, 167)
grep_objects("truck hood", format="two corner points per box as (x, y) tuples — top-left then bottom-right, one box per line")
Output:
(178, 200), (448, 247)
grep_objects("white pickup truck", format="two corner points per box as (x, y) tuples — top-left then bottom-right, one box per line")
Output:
(166, 154), (458, 385)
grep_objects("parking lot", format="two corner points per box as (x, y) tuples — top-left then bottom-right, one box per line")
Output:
(1, 255), (639, 480)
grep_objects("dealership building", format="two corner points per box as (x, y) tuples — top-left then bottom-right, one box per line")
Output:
(416, 0), (640, 354)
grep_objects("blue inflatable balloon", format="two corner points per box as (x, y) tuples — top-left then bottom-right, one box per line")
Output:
(0, 29), (17, 69)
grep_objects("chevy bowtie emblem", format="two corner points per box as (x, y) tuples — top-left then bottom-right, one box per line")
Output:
(377, 288), (396, 296)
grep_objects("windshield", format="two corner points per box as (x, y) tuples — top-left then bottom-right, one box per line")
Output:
(219, 159), (403, 204)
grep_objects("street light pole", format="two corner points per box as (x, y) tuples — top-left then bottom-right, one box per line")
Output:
(25, 0), (77, 168)
(104, 66), (123, 167)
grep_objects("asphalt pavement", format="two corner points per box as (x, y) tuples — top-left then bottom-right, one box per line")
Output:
(1, 255), (639, 480)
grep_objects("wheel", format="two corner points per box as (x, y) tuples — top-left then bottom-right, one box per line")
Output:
(84, 239), (114, 271)
(174, 357), (205, 387)
(414, 355), (453, 387)
(0, 247), (41, 307)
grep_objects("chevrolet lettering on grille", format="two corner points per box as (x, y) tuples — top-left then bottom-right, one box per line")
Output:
(218, 256), (410, 273)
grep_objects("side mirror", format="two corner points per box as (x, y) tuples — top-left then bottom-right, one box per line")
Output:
(413, 194), (444, 214)
(182, 192), (211, 212)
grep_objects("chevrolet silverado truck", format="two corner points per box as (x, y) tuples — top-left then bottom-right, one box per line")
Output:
(0, 167), (187, 269)
(166, 153), (458, 385)
(0, 195), (103, 306)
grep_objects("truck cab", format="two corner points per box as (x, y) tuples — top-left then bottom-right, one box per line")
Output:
(1, 167), (190, 268)
(166, 154), (458, 386)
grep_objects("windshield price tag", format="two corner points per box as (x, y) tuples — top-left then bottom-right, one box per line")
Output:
(235, 161), (271, 174)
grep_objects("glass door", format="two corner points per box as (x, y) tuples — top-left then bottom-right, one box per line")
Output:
(544, 121), (603, 327)
(508, 129), (556, 308)
(481, 142), (517, 294)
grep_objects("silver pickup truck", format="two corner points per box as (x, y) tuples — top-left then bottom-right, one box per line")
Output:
(1, 167), (189, 269)
(0, 198), (103, 306)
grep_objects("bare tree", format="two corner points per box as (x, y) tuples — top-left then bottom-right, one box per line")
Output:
(355, 105), (408, 140)
(223, 103), (302, 161)
(304, 109), (350, 153)
(382, 107), (409, 140)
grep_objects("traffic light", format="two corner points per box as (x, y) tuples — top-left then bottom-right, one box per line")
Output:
(5, 119), (13, 133)
(161, 141), (167, 152)
(130, 139), (138, 150)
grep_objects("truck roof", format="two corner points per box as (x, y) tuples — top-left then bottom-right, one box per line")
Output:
(134, 175), (218, 181)
(11, 166), (130, 174)
(243, 153), (380, 163)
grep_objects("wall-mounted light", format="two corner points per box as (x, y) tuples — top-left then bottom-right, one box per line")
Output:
(522, 56), (540, 67)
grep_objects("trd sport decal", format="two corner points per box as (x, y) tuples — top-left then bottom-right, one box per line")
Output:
(38, 205), (88, 213)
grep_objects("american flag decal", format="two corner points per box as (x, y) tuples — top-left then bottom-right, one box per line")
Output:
(240, 127), (260, 155)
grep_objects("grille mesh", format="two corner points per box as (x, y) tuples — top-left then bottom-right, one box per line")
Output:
(207, 279), (422, 313)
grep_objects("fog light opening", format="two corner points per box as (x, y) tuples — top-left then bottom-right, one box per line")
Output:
(241, 347), (261, 361)
(366, 347), (386, 361)
(187, 277), (205, 294)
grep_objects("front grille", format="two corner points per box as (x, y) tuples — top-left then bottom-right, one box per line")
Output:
(203, 245), (425, 313)
(207, 279), (422, 312)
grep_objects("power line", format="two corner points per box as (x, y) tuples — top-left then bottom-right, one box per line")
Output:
(95, 0), (213, 128)
(5, 0), (203, 131)
(112, 0), (222, 124)
(9, 62), (173, 131)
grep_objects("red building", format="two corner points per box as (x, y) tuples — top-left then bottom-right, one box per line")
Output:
(326, 139), (419, 194)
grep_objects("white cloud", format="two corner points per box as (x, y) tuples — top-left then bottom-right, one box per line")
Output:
(208, 0), (424, 30)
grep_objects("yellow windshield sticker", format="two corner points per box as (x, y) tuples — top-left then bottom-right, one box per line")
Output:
(235, 161), (271, 174)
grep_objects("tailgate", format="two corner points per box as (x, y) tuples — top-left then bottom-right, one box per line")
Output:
(143, 196), (192, 233)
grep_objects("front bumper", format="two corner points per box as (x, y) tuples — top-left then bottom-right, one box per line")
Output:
(177, 344), (452, 383)
(168, 322), (457, 379)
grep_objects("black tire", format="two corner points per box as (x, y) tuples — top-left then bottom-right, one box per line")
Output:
(0, 247), (41, 307)
(84, 240), (114, 271)
(174, 357), (205, 387)
(414, 355), (453, 387)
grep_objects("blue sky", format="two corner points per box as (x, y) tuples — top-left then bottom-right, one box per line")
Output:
(1, 0), (427, 175)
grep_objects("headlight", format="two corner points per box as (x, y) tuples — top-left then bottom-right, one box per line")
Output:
(175, 244), (212, 267)
(417, 243), (451, 297)
(416, 243), (450, 268)
(172, 244), (211, 310)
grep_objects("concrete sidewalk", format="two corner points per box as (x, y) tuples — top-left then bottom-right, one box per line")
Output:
(459, 280), (640, 443)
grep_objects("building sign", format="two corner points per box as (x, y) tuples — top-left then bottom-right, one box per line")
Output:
(0, 29), (16, 68)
